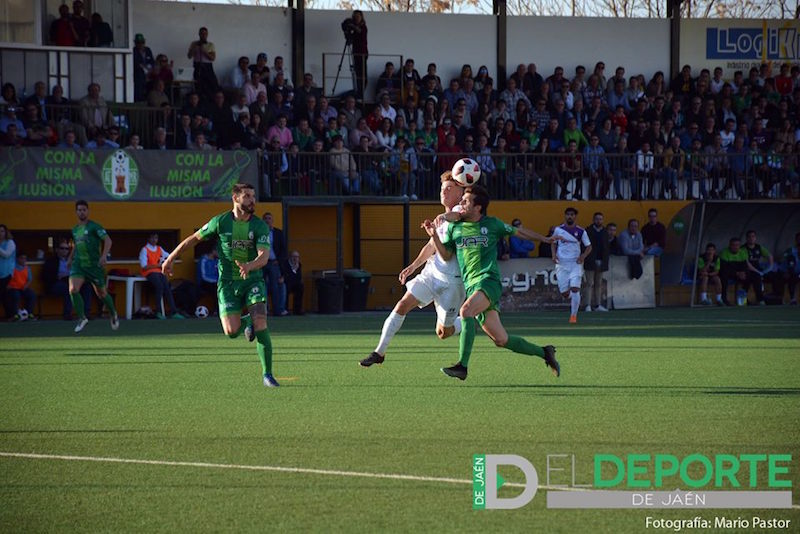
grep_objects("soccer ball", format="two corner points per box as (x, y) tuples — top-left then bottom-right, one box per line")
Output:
(451, 157), (481, 186)
(17, 309), (29, 321)
(195, 305), (209, 319)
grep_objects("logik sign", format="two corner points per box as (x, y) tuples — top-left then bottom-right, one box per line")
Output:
(473, 454), (539, 510)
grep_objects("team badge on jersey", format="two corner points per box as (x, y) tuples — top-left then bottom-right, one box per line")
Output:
(481, 227), (488, 235)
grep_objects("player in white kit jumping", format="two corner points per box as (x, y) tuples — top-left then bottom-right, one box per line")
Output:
(552, 207), (592, 324)
(360, 172), (466, 367)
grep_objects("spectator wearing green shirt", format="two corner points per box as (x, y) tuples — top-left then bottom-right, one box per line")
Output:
(563, 117), (588, 151)
(719, 237), (750, 306)
(697, 243), (723, 305)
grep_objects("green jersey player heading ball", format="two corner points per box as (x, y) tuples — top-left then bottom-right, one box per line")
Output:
(423, 185), (561, 381)
(161, 183), (280, 387)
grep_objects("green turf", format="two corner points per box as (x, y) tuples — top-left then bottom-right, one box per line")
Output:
(1, 307), (799, 533)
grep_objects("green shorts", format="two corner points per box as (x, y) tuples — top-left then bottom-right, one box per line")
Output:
(69, 263), (107, 288)
(466, 278), (501, 325)
(217, 278), (267, 317)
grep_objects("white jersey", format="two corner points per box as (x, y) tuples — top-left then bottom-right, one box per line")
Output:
(553, 224), (591, 263)
(420, 205), (462, 280)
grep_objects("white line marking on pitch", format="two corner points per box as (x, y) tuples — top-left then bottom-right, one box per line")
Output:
(2, 451), (798, 509)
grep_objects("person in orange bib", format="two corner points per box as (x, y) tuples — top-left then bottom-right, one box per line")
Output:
(139, 232), (185, 319)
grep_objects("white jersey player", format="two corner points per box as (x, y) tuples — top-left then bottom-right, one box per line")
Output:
(552, 206), (592, 324)
(360, 172), (467, 367)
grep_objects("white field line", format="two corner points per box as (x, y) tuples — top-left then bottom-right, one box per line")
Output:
(2, 451), (799, 509)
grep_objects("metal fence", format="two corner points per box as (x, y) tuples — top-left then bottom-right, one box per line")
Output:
(257, 150), (798, 202)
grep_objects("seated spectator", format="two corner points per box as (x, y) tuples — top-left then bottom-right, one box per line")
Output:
(328, 135), (358, 194)
(0, 107), (26, 142)
(139, 232), (185, 319)
(6, 254), (35, 321)
(0, 225), (16, 318)
(230, 56), (251, 91)
(243, 70), (267, 106)
(85, 129), (119, 149)
(696, 242), (723, 305)
(266, 114), (292, 149)
(375, 117), (396, 152)
(46, 84), (87, 145)
(57, 129), (81, 149)
(583, 134), (609, 200)
(147, 79), (170, 108)
(375, 62), (401, 99)
(774, 232), (800, 304)
(619, 218), (645, 279)
(43, 237), (93, 320)
(248, 53), (270, 86)
(78, 83), (114, 139)
(197, 247), (219, 303)
(641, 208), (666, 256)
(354, 135), (382, 195)
(280, 250), (304, 315)
(557, 140), (582, 200)
(719, 237), (750, 306)
(349, 117), (377, 149)
(21, 103), (52, 146)
(151, 126), (170, 150)
(125, 134), (143, 150)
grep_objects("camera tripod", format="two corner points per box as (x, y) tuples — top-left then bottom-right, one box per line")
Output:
(331, 40), (357, 96)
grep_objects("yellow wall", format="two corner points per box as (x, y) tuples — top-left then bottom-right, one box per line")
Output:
(3, 200), (687, 314)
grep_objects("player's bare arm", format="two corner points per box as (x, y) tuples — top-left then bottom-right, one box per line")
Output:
(552, 241), (559, 264)
(577, 244), (592, 264)
(515, 226), (554, 244)
(236, 247), (269, 279)
(422, 220), (453, 262)
(435, 211), (463, 226)
(162, 231), (203, 277)
(99, 235), (112, 267)
(399, 240), (436, 284)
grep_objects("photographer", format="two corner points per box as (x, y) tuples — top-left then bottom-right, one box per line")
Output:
(187, 27), (219, 102)
(342, 10), (368, 98)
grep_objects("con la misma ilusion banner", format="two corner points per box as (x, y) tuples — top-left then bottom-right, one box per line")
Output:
(0, 147), (258, 201)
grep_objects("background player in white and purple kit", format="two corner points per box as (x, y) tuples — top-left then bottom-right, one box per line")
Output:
(552, 207), (592, 323)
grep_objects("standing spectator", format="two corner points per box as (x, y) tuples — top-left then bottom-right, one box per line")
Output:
(696, 242), (723, 305)
(348, 10), (368, 98)
(70, 0), (90, 46)
(743, 229), (773, 305)
(0, 224), (15, 318)
(50, 4), (77, 46)
(774, 232), (800, 304)
(509, 219), (534, 258)
(187, 27), (219, 102)
(89, 12), (113, 47)
(619, 218), (645, 280)
(583, 212), (609, 311)
(281, 250), (304, 315)
(43, 237), (93, 320)
(607, 222), (622, 256)
(139, 233), (185, 319)
(641, 208), (666, 256)
(6, 254), (36, 321)
(132, 34), (154, 102)
(261, 212), (288, 316)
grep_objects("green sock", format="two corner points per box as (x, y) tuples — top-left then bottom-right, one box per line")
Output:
(101, 294), (117, 316)
(255, 329), (273, 375)
(458, 317), (476, 368)
(505, 334), (545, 359)
(70, 293), (85, 319)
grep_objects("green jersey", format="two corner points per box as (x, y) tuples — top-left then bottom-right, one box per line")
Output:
(443, 216), (516, 288)
(71, 220), (108, 268)
(197, 211), (270, 282)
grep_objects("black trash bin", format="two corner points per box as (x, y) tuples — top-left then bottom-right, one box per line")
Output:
(314, 272), (344, 314)
(342, 269), (371, 311)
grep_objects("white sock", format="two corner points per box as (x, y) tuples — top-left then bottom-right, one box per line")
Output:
(452, 316), (462, 335)
(700, 292), (707, 300)
(570, 291), (581, 316)
(375, 311), (406, 355)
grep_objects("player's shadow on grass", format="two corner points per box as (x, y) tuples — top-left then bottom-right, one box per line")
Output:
(478, 384), (800, 397)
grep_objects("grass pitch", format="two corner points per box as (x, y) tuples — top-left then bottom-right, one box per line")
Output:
(1, 307), (799, 533)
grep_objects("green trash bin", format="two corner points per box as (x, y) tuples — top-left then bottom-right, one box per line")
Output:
(314, 272), (344, 314)
(342, 269), (371, 311)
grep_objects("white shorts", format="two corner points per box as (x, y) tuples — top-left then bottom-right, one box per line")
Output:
(406, 271), (466, 327)
(555, 262), (584, 293)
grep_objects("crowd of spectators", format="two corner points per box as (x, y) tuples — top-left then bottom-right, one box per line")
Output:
(3, 18), (800, 200)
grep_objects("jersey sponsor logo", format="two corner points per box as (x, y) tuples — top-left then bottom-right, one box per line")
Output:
(504, 225), (513, 233)
(257, 235), (268, 244)
(457, 236), (490, 248)
(232, 239), (254, 250)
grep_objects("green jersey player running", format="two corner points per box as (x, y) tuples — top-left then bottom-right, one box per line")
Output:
(69, 200), (119, 333)
(161, 183), (279, 387)
(423, 185), (561, 381)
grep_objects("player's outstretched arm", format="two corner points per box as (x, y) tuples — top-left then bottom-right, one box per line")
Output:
(162, 231), (202, 277)
(422, 220), (452, 261)
(515, 226), (553, 244)
(435, 211), (463, 225)
(399, 240), (435, 284)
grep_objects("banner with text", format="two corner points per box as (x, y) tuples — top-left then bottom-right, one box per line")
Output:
(499, 256), (655, 312)
(0, 148), (258, 201)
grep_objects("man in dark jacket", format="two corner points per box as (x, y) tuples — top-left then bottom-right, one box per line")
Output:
(262, 212), (288, 316)
(280, 250), (304, 315)
(583, 212), (610, 311)
(42, 237), (92, 319)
